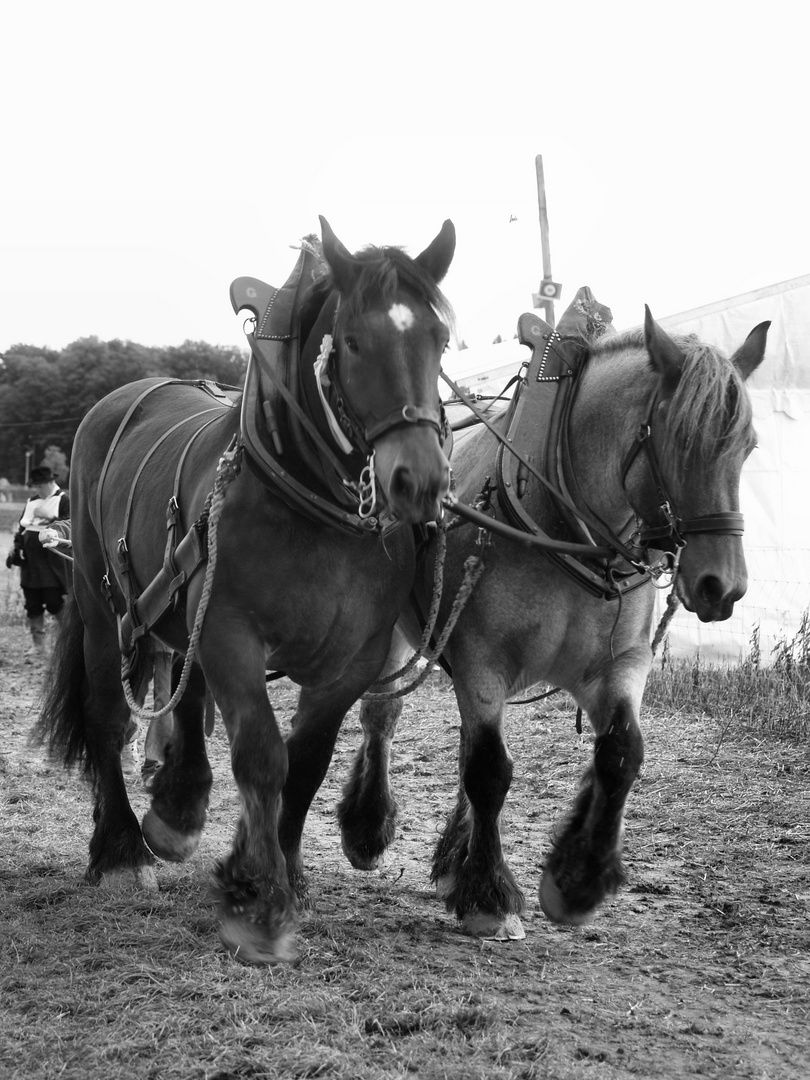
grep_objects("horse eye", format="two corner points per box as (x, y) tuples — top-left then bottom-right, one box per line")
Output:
(343, 335), (360, 354)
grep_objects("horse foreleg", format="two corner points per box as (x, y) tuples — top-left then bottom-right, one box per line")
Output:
(201, 639), (297, 965)
(336, 629), (411, 871)
(280, 656), (393, 900)
(434, 685), (526, 940)
(142, 658), (213, 863)
(540, 669), (645, 925)
(337, 694), (401, 872)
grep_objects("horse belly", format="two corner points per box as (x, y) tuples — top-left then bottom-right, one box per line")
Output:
(449, 552), (651, 697)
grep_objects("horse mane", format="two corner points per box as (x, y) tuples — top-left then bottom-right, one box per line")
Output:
(592, 327), (754, 479)
(299, 245), (454, 331)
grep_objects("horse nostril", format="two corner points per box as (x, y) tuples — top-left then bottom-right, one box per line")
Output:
(390, 466), (415, 504)
(697, 574), (726, 607)
(389, 464), (447, 510)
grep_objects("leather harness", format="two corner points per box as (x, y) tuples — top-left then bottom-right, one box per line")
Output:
(98, 243), (451, 656)
(442, 300), (747, 601)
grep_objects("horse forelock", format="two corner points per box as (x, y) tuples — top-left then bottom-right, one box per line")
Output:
(664, 337), (753, 478)
(591, 328), (753, 479)
(308, 244), (454, 329)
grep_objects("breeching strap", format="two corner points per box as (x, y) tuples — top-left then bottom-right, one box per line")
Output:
(121, 441), (242, 721)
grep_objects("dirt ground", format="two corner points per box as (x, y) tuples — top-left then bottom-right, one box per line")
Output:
(2, 534), (810, 1079)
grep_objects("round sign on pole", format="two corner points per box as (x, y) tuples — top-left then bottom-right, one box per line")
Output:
(540, 280), (562, 300)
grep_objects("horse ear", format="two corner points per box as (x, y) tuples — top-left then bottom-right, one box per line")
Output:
(415, 220), (456, 284)
(319, 216), (360, 295)
(644, 306), (684, 394)
(730, 321), (769, 381)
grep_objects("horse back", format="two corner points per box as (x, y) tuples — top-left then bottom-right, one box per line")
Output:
(70, 378), (240, 608)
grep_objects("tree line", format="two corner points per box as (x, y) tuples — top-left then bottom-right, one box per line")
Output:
(0, 338), (248, 483)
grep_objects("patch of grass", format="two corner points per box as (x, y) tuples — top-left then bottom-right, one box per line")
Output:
(645, 613), (810, 738)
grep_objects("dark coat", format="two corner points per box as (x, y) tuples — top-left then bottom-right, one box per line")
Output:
(15, 489), (71, 593)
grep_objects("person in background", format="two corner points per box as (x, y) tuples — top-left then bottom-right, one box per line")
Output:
(6, 466), (70, 657)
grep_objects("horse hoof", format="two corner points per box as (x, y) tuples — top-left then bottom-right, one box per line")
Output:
(219, 915), (298, 966)
(142, 809), (201, 863)
(341, 837), (384, 871)
(435, 873), (455, 900)
(539, 871), (593, 926)
(462, 910), (526, 940)
(99, 865), (159, 892)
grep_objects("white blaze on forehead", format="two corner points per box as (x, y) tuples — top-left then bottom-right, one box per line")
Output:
(388, 303), (415, 332)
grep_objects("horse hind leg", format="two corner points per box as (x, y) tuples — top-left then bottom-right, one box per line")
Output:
(540, 687), (645, 925)
(37, 597), (158, 890)
(336, 693), (401, 872)
(142, 658), (213, 863)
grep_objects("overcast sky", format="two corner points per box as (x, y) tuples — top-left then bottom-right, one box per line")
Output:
(1, 1), (806, 356)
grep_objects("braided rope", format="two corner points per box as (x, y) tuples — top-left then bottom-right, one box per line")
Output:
(121, 443), (241, 720)
(362, 550), (486, 701)
(651, 588), (681, 656)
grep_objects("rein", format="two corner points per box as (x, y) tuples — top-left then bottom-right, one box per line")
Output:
(438, 365), (654, 600)
(362, 528), (488, 701)
(438, 309), (744, 601)
(234, 255), (448, 537)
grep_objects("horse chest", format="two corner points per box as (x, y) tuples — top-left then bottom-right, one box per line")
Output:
(240, 538), (409, 651)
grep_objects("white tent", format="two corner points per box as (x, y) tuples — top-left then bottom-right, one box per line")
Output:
(445, 275), (810, 664)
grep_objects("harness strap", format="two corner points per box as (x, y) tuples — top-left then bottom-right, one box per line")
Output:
(119, 523), (208, 652)
(116, 408), (225, 632)
(622, 397), (745, 553)
(232, 256), (402, 538)
(364, 403), (443, 444)
(441, 324), (651, 599)
(97, 380), (178, 609)
(162, 412), (228, 582)
(96, 380), (236, 642)
(240, 344), (396, 536)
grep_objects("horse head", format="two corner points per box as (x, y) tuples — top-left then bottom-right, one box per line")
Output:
(318, 216), (455, 524)
(635, 310), (769, 622)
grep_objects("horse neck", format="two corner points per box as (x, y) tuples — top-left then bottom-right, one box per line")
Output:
(451, 411), (510, 506)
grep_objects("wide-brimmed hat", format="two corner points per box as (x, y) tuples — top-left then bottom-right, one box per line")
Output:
(29, 466), (56, 485)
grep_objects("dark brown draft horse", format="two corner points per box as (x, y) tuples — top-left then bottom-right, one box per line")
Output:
(38, 217), (455, 964)
(337, 301), (768, 939)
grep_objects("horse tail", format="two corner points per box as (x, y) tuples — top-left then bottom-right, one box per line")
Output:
(34, 593), (91, 773)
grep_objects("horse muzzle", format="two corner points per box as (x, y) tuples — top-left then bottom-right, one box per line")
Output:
(676, 539), (748, 623)
(373, 426), (450, 524)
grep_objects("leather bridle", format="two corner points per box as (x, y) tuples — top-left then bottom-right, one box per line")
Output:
(441, 353), (746, 600)
(619, 387), (745, 556)
(320, 298), (446, 457)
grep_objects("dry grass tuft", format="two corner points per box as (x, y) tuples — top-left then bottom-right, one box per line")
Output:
(645, 614), (810, 739)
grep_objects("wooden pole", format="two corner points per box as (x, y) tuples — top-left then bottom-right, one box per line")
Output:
(535, 154), (555, 327)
